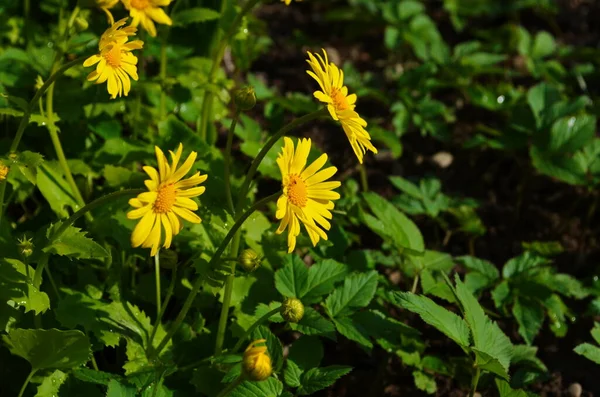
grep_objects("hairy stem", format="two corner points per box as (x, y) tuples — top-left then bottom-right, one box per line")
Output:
(154, 253), (162, 319)
(232, 305), (282, 353)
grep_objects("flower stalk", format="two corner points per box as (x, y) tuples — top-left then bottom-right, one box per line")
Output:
(232, 305), (282, 353)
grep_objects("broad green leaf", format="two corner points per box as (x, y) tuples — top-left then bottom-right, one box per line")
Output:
(324, 271), (378, 318)
(362, 192), (424, 254)
(412, 370), (436, 394)
(3, 328), (90, 370)
(290, 307), (336, 340)
(548, 115), (596, 154)
(288, 336), (324, 370)
(420, 270), (456, 302)
(172, 7), (220, 26)
(36, 162), (79, 218)
(531, 31), (556, 59)
(35, 369), (67, 397)
(297, 366), (352, 395)
(274, 255), (309, 299)
(44, 224), (110, 260)
(527, 83), (560, 129)
(456, 256), (499, 280)
(388, 291), (470, 348)
(72, 367), (122, 385)
(0, 258), (50, 315)
(530, 147), (586, 186)
(502, 252), (549, 279)
(408, 250), (453, 275)
(251, 325), (284, 372)
(303, 259), (348, 303)
(512, 297), (544, 345)
(254, 302), (285, 323)
(284, 360), (303, 388)
(454, 276), (513, 376)
(10, 151), (44, 185)
(229, 378), (283, 397)
(106, 379), (137, 397)
(492, 280), (511, 308)
(574, 343), (600, 365)
(495, 379), (533, 397)
(353, 309), (421, 349)
(333, 316), (373, 350)
(548, 273), (588, 299)
(389, 176), (423, 198)
(521, 241), (564, 256)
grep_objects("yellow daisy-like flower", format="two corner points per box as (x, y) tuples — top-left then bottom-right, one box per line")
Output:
(242, 339), (272, 381)
(275, 137), (341, 253)
(121, 0), (172, 38)
(281, 0), (302, 5)
(127, 143), (207, 257)
(83, 18), (143, 99)
(0, 163), (8, 181)
(306, 49), (378, 164)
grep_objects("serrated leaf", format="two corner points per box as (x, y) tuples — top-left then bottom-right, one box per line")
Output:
(454, 275), (512, 376)
(388, 291), (470, 348)
(413, 370), (436, 394)
(324, 271), (378, 318)
(333, 316), (373, 350)
(172, 7), (221, 26)
(456, 256), (499, 280)
(0, 258), (50, 315)
(284, 360), (303, 388)
(229, 378), (283, 397)
(303, 259), (348, 303)
(502, 252), (549, 279)
(274, 255), (309, 299)
(288, 336), (324, 370)
(36, 163), (79, 218)
(10, 151), (44, 184)
(106, 379), (137, 397)
(297, 366), (352, 395)
(35, 369), (67, 397)
(549, 115), (596, 154)
(290, 307), (336, 340)
(513, 297), (544, 345)
(72, 367), (122, 385)
(574, 343), (600, 365)
(362, 192), (424, 254)
(473, 348), (509, 379)
(251, 325), (284, 372)
(3, 328), (90, 370)
(495, 379), (533, 397)
(44, 224), (110, 259)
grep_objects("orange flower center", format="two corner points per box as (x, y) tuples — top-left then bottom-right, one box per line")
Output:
(331, 87), (350, 111)
(154, 184), (177, 213)
(104, 44), (122, 68)
(287, 174), (308, 207)
(130, 0), (149, 9)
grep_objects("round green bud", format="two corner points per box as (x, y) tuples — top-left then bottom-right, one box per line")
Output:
(233, 86), (256, 110)
(281, 297), (304, 323)
(17, 236), (34, 258)
(159, 249), (178, 269)
(238, 249), (261, 272)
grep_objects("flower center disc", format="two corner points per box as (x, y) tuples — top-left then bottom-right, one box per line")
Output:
(154, 184), (177, 213)
(104, 44), (122, 67)
(130, 0), (149, 9)
(287, 175), (308, 207)
(331, 88), (350, 111)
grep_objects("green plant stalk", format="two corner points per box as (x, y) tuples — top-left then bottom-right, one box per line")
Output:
(214, 234), (240, 355)
(148, 267), (177, 351)
(152, 192), (280, 357)
(216, 376), (243, 397)
(359, 163), (369, 192)
(154, 253), (162, 319)
(224, 110), (241, 215)
(411, 274), (419, 294)
(159, 40), (168, 119)
(232, 305), (282, 352)
(0, 56), (86, 223)
(468, 366), (481, 397)
(17, 369), (36, 397)
(198, 0), (262, 141)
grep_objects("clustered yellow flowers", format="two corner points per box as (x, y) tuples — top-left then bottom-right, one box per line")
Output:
(127, 143), (207, 257)
(242, 339), (272, 381)
(84, 18), (143, 99)
(95, 0), (172, 37)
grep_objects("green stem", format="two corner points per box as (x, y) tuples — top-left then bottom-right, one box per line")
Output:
(159, 40), (168, 119)
(214, 236), (240, 355)
(468, 367), (481, 397)
(224, 111), (241, 215)
(232, 305), (282, 353)
(17, 369), (36, 397)
(216, 376), (243, 397)
(358, 164), (369, 192)
(198, 0), (262, 141)
(148, 267), (177, 352)
(152, 192), (280, 357)
(411, 274), (419, 294)
(44, 266), (61, 300)
(154, 253), (162, 319)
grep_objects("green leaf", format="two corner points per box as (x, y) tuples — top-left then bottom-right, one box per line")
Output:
(106, 379), (137, 397)
(229, 378), (283, 397)
(333, 316), (373, 350)
(495, 379), (534, 397)
(390, 176), (423, 199)
(297, 366), (352, 395)
(44, 224), (110, 259)
(10, 151), (44, 185)
(35, 370), (67, 397)
(531, 31), (556, 59)
(530, 147), (586, 186)
(288, 336), (324, 370)
(456, 256), (499, 280)
(284, 359), (303, 388)
(513, 297), (544, 345)
(274, 255), (309, 299)
(521, 241), (564, 256)
(388, 291), (470, 348)
(3, 328), (90, 370)
(353, 310), (421, 349)
(502, 252), (549, 279)
(324, 271), (378, 318)
(36, 162), (80, 218)
(290, 307), (336, 340)
(303, 259), (348, 304)
(72, 367), (122, 385)
(251, 325), (284, 372)
(574, 343), (600, 365)
(454, 275), (513, 377)
(548, 115), (596, 154)
(362, 192), (424, 254)
(0, 258), (50, 315)
(172, 7), (221, 26)
(413, 370), (437, 394)
(527, 83), (561, 129)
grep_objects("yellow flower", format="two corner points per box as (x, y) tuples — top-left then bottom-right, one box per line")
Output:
(275, 137), (341, 253)
(0, 163), (8, 181)
(127, 143), (207, 257)
(281, 0), (302, 5)
(83, 18), (143, 99)
(121, 0), (172, 38)
(306, 49), (378, 164)
(96, 0), (119, 25)
(242, 339), (272, 381)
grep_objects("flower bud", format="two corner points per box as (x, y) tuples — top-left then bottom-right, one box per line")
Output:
(233, 86), (256, 110)
(281, 297), (304, 323)
(35, 76), (44, 91)
(242, 339), (272, 381)
(159, 249), (178, 269)
(18, 236), (34, 258)
(75, 17), (89, 32)
(238, 249), (261, 272)
(0, 163), (8, 181)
